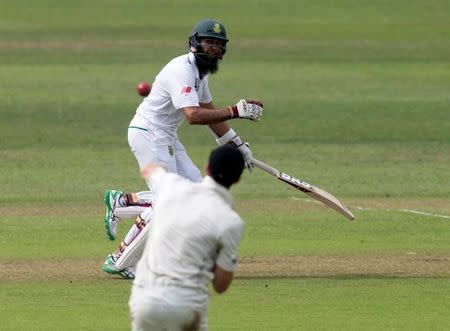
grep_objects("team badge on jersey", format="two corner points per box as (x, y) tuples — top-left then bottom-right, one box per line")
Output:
(168, 145), (174, 156)
(194, 78), (200, 92)
(181, 86), (192, 95)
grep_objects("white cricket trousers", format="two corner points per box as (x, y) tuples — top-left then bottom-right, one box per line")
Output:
(129, 282), (208, 331)
(128, 127), (203, 184)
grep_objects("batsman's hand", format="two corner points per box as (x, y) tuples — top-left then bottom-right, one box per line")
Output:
(229, 99), (263, 121)
(237, 142), (254, 171)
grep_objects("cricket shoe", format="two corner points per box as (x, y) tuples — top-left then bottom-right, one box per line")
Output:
(104, 189), (123, 241)
(101, 254), (135, 279)
(119, 266), (135, 279)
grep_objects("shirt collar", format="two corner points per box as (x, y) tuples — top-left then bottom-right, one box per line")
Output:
(188, 52), (200, 79)
(202, 176), (233, 206)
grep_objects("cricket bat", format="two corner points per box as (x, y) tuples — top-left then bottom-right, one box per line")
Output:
(251, 158), (354, 220)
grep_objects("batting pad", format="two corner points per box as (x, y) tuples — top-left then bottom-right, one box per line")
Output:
(113, 206), (146, 219)
(115, 223), (151, 269)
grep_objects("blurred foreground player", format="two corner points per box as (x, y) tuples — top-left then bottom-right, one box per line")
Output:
(129, 146), (245, 331)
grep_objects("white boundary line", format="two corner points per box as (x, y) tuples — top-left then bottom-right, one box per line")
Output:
(290, 197), (450, 220)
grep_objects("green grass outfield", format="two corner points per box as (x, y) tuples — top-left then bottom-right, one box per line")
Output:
(1, 0), (450, 330)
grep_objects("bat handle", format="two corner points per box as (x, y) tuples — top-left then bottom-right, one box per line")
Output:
(251, 158), (280, 177)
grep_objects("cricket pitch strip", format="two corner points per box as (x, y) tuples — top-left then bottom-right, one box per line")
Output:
(1, 255), (449, 283)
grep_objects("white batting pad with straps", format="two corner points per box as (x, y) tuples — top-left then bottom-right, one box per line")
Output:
(115, 223), (151, 270)
(115, 207), (154, 270)
(114, 206), (146, 219)
(140, 207), (154, 222)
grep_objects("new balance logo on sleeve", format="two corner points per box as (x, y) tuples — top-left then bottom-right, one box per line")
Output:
(181, 86), (192, 94)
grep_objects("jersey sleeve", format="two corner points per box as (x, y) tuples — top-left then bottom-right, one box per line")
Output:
(167, 67), (200, 109)
(199, 75), (212, 104)
(215, 218), (244, 272)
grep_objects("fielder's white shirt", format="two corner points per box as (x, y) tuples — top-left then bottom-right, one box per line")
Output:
(133, 169), (244, 310)
(129, 52), (212, 145)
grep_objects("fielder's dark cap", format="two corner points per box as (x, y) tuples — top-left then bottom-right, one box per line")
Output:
(208, 146), (245, 188)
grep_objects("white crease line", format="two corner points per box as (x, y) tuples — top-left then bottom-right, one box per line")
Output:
(398, 209), (450, 220)
(289, 197), (310, 202)
(290, 198), (450, 220)
(353, 206), (373, 211)
(353, 205), (450, 220)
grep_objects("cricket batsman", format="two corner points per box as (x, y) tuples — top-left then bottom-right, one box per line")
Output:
(102, 18), (263, 278)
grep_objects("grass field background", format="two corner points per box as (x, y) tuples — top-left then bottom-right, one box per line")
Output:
(1, 0), (449, 330)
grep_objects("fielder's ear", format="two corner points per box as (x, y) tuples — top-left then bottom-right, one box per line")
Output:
(190, 46), (197, 52)
(205, 164), (211, 176)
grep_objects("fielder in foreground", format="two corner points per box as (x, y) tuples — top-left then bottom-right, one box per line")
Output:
(101, 18), (263, 278)
(129, 146), (245, 331)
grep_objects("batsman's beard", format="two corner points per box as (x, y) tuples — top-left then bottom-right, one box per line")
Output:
(195, 53), (220, 76)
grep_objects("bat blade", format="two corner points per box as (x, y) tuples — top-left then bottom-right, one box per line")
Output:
(277, 172), (354, 220)
(252, 158), (354, 220)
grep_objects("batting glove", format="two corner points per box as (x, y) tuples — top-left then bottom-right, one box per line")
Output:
(216, 129), (254, 172)
(228, 99), (263, 121)
(237, 142), (254, 172)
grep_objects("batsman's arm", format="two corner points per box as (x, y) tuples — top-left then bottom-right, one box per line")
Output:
(202, 102), (232, 137)
(182, 99), (263, 124)
(206, 109), (232, 139)
(203, 103), (245, 151)
(205, 102), (255, 171)
(183, 106), (232, 124)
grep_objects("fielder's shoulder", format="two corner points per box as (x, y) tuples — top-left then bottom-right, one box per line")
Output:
(224, 209), (244, 233)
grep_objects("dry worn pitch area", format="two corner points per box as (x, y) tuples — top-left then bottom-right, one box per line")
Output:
(2, 255), (450, 283)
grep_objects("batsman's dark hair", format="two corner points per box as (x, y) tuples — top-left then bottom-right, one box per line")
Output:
(208, 146), (245, 189)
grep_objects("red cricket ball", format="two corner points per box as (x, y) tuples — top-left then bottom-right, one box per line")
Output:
(136, 82), (151, 97)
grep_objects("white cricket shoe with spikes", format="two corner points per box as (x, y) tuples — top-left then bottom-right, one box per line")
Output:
(103, 189), (123, 241)
(102, 254), (135, 279)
